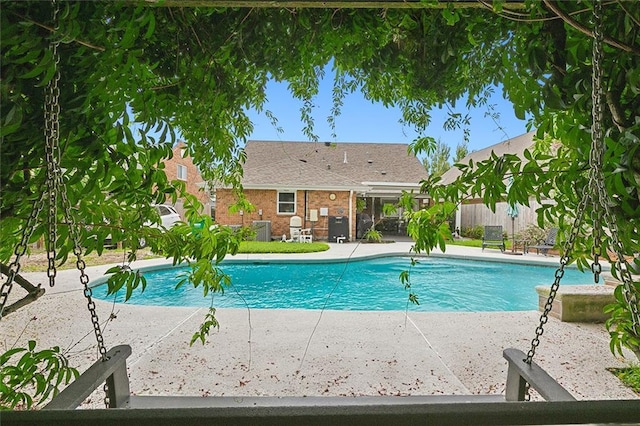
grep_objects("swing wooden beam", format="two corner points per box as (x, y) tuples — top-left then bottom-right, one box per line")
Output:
(8, 396), (640, 425)
(44, 345), (132, 410)
(0, 263), (46, 317)
(8, 401), (640, 425)
(21, 344), (636, 426)
(41, 346), (573, 411)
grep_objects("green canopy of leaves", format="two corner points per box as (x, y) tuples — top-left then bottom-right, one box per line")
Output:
(1, 1), (639, 356)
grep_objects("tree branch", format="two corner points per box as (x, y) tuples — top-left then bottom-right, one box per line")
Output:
(543, 0), (640, 56)
(617, 0), (640, 28)
(8, 11), (105, 52)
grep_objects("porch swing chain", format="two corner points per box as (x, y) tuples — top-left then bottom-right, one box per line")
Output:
(525, 0), (640, 395)
(0, 1), (60, 318)
(590, 0), (606, 286)
(45, 1), (60, 288)
(42, 0), (110, 405)
(589, 0), (640, 333)
(589, 0), (640, 334)
(525, 1), (605, 370)
(0, 0), (111, 407)
(0, 193), (47, 319)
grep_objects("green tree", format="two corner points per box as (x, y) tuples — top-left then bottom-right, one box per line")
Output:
(422, 137), (469, 177)
(454, 139), (469, 163)
(2, 1), (640, 407)
(423, 139), (451, 177)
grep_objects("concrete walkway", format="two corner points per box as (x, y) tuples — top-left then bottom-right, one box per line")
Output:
(1, 242), (637, 407)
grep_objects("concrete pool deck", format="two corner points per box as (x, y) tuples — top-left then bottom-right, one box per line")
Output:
(1, 241), (637, 406)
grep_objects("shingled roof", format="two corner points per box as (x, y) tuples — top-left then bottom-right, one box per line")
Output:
(241, 141), (427, 190)
(439, 131), (536, 185)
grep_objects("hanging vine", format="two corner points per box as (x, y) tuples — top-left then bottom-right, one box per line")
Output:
(1, 0), (639, 376)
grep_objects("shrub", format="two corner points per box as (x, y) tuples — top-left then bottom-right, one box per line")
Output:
(0, 341), (78, 409)
(364, 228), (383, 243)
(462, 225), (484, 240)
(516, 224), (548, 244)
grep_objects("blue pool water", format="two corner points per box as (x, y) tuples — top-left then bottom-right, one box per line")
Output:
(93, 256), (593, 312)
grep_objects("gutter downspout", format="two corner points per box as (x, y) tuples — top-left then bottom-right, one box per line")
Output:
(304, 190), (309, 229)
(349, 190), (353, 241)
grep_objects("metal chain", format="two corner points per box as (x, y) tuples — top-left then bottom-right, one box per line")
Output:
(589, 0), (640, 334)
(602, 210), (640, 336)
(46, 0), (110, 407)
(522, 174), (591, 401)
(0, 192), (48, 319)
(522, 0), (638, 399)
(526, 0), (604, 364)
(526, 193), (589, 365)
(45, 0), (61, 288)
(56, 172), (110, 407)
(589, 0), (605, 285)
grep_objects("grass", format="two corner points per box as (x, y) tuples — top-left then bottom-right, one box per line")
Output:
(238, 241), (330, 253)
(447, 239), (483, 248)
(447, 239), (514, 249)
(19, 241), (330, 272)
(19, 248), (161, 272)
(608, 366), (640, 396)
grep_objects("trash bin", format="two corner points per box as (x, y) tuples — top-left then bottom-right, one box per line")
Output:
(328, 216), (349, 242)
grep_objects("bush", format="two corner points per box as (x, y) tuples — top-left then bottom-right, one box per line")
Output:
(0, 341), (78, 409)
(516, 224), (549, 244)
(364, 228), (383, 243)
(462, 225), (484, 240)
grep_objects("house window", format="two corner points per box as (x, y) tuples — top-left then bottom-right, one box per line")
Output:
(177, 164), (187, 181)
(277, 191), (296, 214)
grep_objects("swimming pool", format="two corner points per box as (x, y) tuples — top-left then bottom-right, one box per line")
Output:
(93, 256), (593, 312)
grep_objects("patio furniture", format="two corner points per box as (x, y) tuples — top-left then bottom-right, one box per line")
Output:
(482, 226), (506, 252)
(513, 239), (528, 254)
(299, 228), (313, 243)
(529, 227), (558, 255)
(283, 215), (302, 242)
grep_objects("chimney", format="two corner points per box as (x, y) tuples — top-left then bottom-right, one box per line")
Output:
(343, 151), (348, 164)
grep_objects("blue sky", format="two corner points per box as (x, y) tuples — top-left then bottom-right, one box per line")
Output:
(246, 78), (531, 155)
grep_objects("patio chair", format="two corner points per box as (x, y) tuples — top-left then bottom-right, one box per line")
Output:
(281, 228), (301, 243)
(284, 215), (302, 243)
(482, 226), (506, 252)
(528, 227), (558, 256)
(299, 228), (313, 243)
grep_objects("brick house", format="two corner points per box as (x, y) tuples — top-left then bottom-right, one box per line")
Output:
(163, 142), (212, 217)
(215, 141), (428, 241)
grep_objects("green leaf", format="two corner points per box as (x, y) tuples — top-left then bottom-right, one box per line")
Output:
(408, 293), (420, 305)
(18, 49), (52, 79)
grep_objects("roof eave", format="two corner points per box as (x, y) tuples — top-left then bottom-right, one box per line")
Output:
(240, 184), (372, 192)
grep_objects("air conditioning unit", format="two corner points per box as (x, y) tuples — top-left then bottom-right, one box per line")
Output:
(252, 220), (272, 242)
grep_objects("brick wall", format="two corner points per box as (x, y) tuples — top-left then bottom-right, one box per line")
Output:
(216, 188), (357, 241)
(163, 142), (211, 217)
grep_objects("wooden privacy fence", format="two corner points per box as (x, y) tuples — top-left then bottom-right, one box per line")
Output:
(460, 199), (552, 235)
